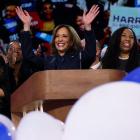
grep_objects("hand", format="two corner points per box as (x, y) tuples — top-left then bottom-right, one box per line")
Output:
(83, 5), (100, 30)
(0, 88), (4, 97)
(15, 6), (31, 31)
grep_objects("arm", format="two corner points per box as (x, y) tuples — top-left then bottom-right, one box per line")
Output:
(16, 7), (44, 69)
(81, 5), (100, 68)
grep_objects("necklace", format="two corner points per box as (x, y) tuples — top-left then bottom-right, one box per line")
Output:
(118, 56), (129, 60)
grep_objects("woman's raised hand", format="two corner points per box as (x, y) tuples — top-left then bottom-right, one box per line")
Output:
(15, 6), (31, 31)
(83, 5), (100, 30)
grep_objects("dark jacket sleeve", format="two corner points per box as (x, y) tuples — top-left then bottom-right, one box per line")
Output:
(81, 30), (96, 68)
(20, 31), (44, 70)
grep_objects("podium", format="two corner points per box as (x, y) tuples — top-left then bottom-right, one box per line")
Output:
(11, 69), (126, 126)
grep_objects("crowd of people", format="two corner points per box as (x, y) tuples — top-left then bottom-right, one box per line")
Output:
(0, 0), (140, 118)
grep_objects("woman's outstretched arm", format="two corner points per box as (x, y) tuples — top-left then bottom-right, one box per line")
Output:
(16, 7), (44, 69)
(82, 5), (100, 68)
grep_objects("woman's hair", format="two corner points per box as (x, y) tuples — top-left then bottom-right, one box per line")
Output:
(51, 24), (82, 54)
(102, 26), (139, 72)
(7, 41), (22, 67)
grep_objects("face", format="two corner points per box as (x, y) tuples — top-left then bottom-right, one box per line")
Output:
(43, 3), (53, 14)
(120, 29), (134, 54)
(43, 3), (53, 19)
(75, 15), (84, 30)
(6, 5), (17, 18)
(13, 42), (22, 62)
(54, 27), (71, 55)
(8, 42), (22, 63)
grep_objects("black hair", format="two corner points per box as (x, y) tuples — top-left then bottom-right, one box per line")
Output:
(102, 27), (139, 72)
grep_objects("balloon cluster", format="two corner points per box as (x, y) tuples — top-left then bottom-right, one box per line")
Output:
(0, 111), (64, 140)
(1, 67), (140, 140)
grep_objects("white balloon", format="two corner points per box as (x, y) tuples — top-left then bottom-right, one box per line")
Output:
(63, 81), (140, 140)
(0, 114), (16, 140)
(16, 111), (64, 140)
